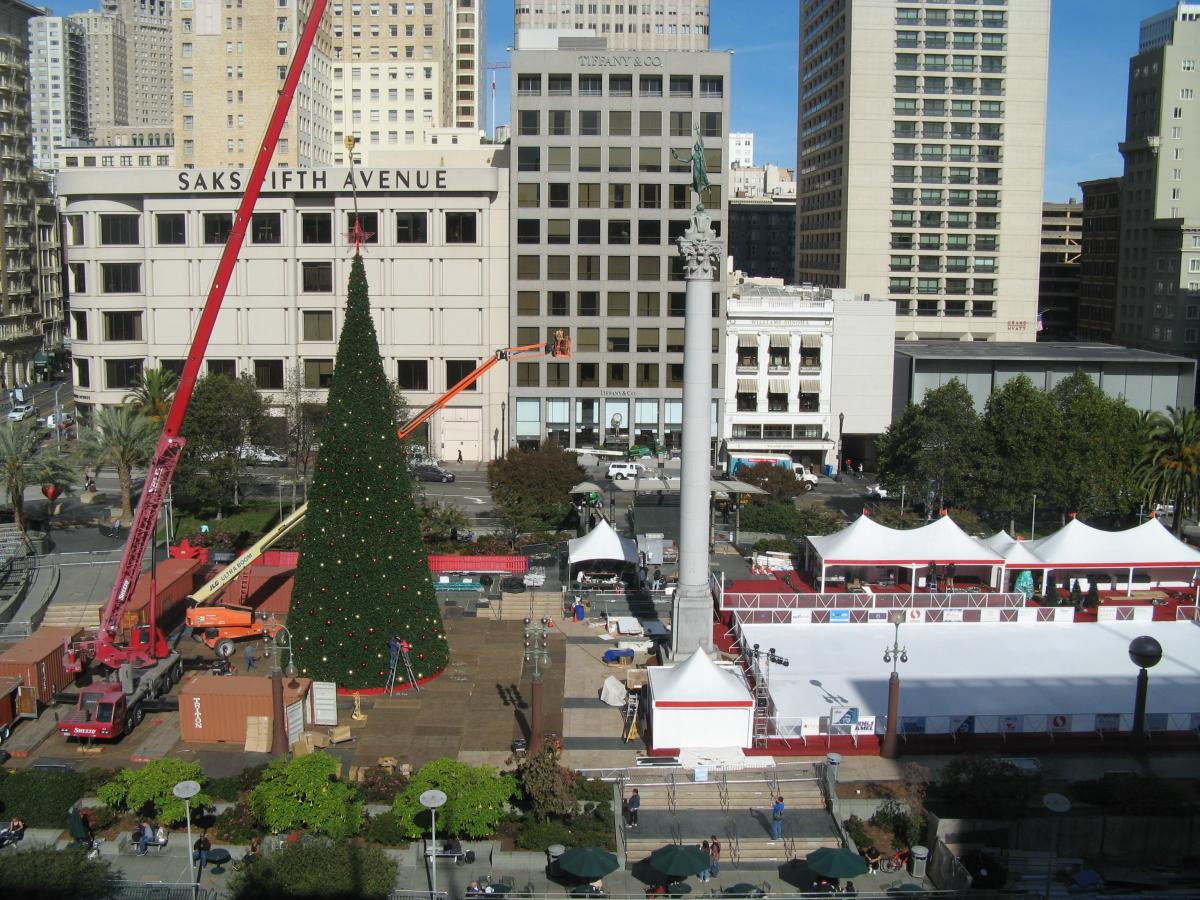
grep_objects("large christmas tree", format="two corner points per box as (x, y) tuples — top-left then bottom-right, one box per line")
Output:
(291, 253), (447, 688)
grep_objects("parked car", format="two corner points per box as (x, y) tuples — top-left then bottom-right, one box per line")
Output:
(866, 484), (889, 500)
(606, 461), (647, 480)
(413, 464), (455, 483)
(43, 411), (75, 430)
(7, 403), (34, 422)
(238, 444), (287, 466)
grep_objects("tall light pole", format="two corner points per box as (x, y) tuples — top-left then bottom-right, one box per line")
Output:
(420, 788), (448, 896)
(269, 623), (298, 755)
(880, 610), (908, 759)
(52, 383), (62, 451)
(1031, 493), (1038, 540)
(1042, 793), (1071, 900)
(173, 779), (201, 897)
(1129, 635), (1163, 743)
(523, 616), (551, 751)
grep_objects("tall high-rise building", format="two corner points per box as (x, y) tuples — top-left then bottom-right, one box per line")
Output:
(1077, 176), (1122, 342)
(29, 17), (89, 171)
(104, 0), (171, 131)
(1037, 200), (1081, 340)
(514, 0), (711, 51)
(0, 0), (65, 388)
(729, 131), (753, 168)
(71, 10), (129, 136)
(508, 26), (730, 450)
(173, 0), (333, 168)
(328, 0), (451, 164)
(450, 0), (484, 130)
(1114, 3), (1200, 355)
(795, 0), (1050, 341)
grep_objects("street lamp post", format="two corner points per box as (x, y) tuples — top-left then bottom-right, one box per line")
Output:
(880, 610), (908, 760)
(52, 383), (62, 452)
(420, 789), (448, 896)
(1129, 635), (1163, 742)
(836, 412), (844, 482)
(523, 616), (551, 751)
(1031, 493), (1038, 540)
(1042, 792), (1071, 900)
(268, 621), (298, 755)
(173, 779), (202, 897)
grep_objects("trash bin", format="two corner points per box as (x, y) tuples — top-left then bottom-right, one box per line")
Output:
(823, 464), (834, 477)
(910, 845), (929, 879)
(825, 752), (842, 782)
(547, 843), (565, 876)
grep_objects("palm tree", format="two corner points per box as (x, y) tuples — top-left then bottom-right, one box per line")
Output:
(0, 422), (75, 532)
(76, 406), (158, 523)
(1135, 406), (1200, 535)
(124, 367), (178, 424)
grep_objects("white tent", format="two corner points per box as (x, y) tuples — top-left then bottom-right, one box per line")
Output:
(567, 518), (638, 567)
(982, 530), (1016, 553)
(806, 514), (1003, 591)
(647, 651), (754, 750)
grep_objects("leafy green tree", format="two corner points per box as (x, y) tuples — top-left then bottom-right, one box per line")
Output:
(124, 366), (178, 424)
(248, 752), (363, 839)
(96, 758), (211, 826)
(876, 380), (991, 511)
(392, 758), (518, 839)
(735, 461), (805, 502)
(518, 742), (576, 822)
(75, 406), (158, 522)
(0, 846), (117, 900)
(290, 254), (446, 687)
(739, 501), (844, 535)
(980, 375), (1062, 527)
(229, 838), (398, 900)
(282, 363), (326, 482)
(0, 421), (74, 532)
(420, 499), (469, 543)
(175, 373), (267, 514)
(488, 442), (586, 535)
(1135, 406), (1200, 535)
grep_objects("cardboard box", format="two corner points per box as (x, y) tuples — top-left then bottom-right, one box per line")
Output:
(244, 716), (271, 753)
(329, 724), (353, 744)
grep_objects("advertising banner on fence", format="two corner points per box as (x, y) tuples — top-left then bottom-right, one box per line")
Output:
(943, 609), (964, 623)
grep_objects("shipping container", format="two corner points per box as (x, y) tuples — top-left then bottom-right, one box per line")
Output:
(178, 673), (311, 744)
(0, 676), (20, 740)
(0, 625), (83, 707)
(119, 558), (202, 639)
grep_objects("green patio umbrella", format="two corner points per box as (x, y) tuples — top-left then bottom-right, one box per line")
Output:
(648, 843), (710, 879)
(805, 847), (869, 880)
(558, 847), (620, 880)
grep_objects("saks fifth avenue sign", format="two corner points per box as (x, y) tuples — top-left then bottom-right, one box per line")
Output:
(177, 167), (449, 193)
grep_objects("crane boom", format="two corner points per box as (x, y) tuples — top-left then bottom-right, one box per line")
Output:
(77, 0), (332, 672)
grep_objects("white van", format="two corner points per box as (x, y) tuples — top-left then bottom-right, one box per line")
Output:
(606, 461), (647, 480)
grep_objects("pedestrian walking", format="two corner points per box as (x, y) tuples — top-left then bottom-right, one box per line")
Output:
(457, 448), (464, 463)
(193, 830), (212, 873)
(243, 644), (255, 671)
(698, 841), (710, 882)
(856, 462), (863, 477)
(771, 795), (785, 841)
(709, 835), (721, 876)
(626, 788), (640, 827)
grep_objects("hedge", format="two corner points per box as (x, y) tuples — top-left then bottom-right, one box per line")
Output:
(0, 769), (87, 828)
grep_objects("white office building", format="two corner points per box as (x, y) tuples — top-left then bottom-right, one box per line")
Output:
(57, 144), (510, 462)
(729, 130), (753, 168)
(29, 16), (89, 171)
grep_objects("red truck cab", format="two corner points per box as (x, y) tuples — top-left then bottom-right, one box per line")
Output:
(58, 685), (129, 740)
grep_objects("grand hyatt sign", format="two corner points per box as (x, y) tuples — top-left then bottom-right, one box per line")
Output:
(177, 168), (449, 193)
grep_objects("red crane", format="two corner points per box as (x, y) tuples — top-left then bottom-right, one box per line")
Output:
(66, 0), (332, 674)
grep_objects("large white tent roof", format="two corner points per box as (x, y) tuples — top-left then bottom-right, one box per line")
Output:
(996, 518), (1200, 569)
(808, 514), (1003, 566)
(648, 651), (753, 708)
(567, 518), (638, 566)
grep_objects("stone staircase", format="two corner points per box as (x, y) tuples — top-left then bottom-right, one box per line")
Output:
(494, 589), (563, 622)
(632, 773), (824, 812)
(39, 596), (101, 629)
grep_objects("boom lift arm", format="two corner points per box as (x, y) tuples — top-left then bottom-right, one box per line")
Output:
(69, 0), (332, 673)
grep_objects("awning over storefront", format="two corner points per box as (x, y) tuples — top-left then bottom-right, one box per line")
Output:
(737, 333), (758, 348)
(800, 334), (822, 348)
(799, 379), (821, 393)
(768, 378), (789, 393)
(736, 379), (758, 393)
(769, 334), (790, 348)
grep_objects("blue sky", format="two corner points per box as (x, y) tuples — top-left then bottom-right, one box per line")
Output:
(46, 0), (1173, 200)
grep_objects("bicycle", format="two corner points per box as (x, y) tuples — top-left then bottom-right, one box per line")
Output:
(879, 847), (912, 874)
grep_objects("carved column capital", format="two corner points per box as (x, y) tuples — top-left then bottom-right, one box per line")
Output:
(676, 210), (723, 281)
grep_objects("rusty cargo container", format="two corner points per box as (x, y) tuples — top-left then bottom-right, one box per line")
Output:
(178, 673), (312, 744)
(0, 625), (83, 708)
(0, 676), (19, 738)
(118, 557), (202, 638)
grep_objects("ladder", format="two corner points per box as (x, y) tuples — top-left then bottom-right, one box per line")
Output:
(385, 642), (421, 695)
(622, 690), (639, 742)
(238, 570), (252, 603)
(385, 654), (400, 695)
(753, 661), (771, 748)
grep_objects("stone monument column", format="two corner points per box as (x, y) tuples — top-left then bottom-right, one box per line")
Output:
(671, 208), (722, 658)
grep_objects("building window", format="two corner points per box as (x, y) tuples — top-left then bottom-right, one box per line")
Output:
(445, 211), (477, 243)
(397, 359), (429, 390)
(254, 359), (285, 389)
(103, 311), (143, 342)
(517, 256), (540, 280)
(302, 261), (334, 292)
(100, 263), (141, 294)
(516, 362), (540, 387)
(517, 146), (540, 171)
(302, 310), (334, 340)
(395, 211), (428, 242)
(346, 211), (379, 243)
(304, 359), (334, 388)
(100, 214), (140, 245)
(446, 359), (477, 390)
(302, 212), (332, 244)
(75, 359), (90, 388)
(105, 358), (144, 390)
(203, 213), (234, 244)
(156, 213), (186, 245)
(251, 212), (282, 244)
